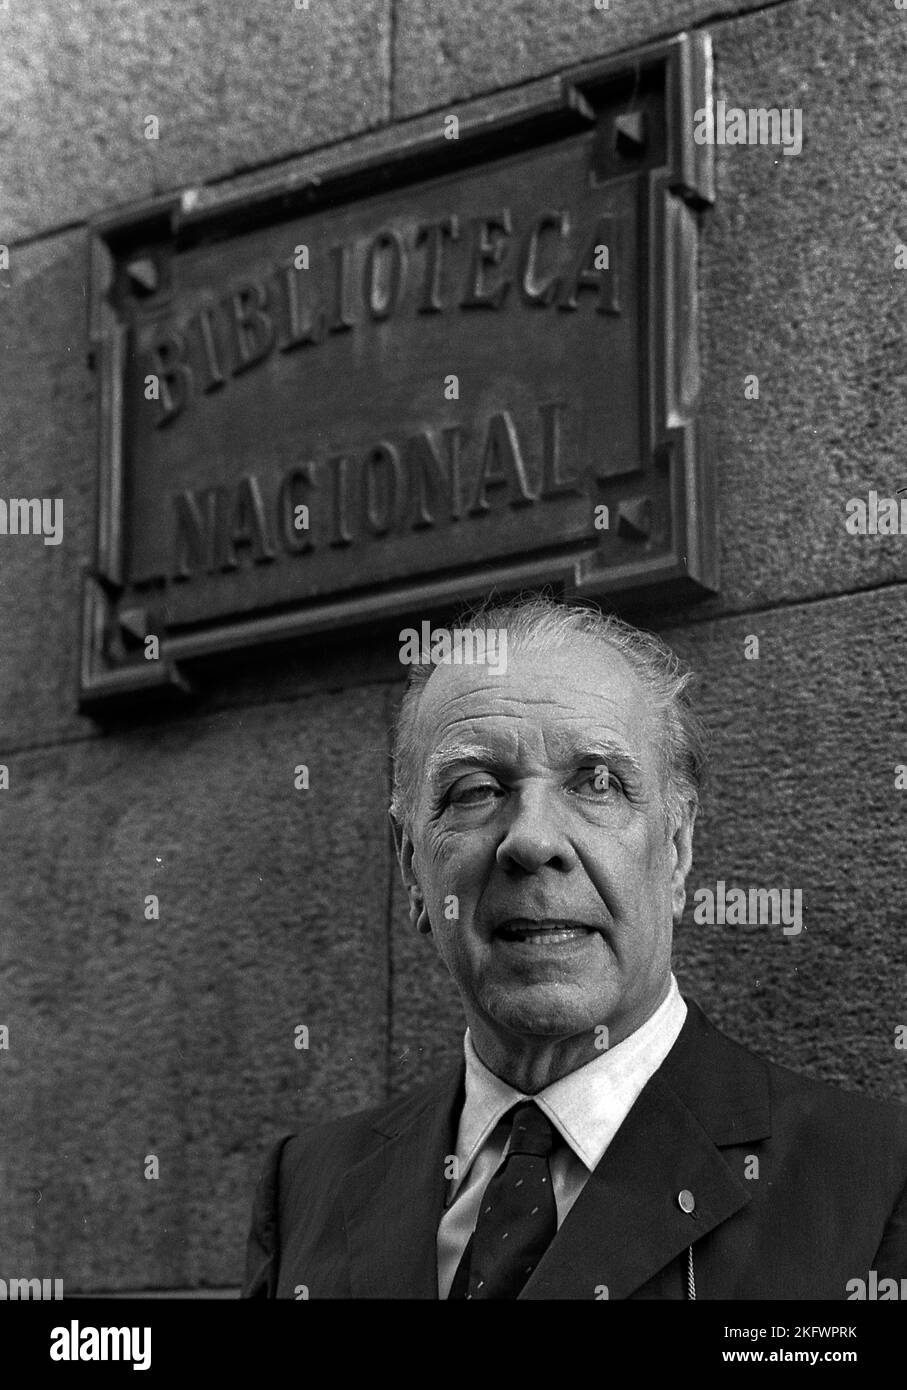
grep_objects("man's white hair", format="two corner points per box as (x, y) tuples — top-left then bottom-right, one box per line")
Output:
(389, 592), (709, 834)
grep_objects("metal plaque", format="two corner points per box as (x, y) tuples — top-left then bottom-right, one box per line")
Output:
(82, 32), (716, 708)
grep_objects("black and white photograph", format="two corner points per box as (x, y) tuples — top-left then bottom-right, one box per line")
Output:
(1, 0), (905, 1371)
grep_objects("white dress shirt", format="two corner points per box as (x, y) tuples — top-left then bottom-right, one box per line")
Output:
(437, 976), (687, 1297)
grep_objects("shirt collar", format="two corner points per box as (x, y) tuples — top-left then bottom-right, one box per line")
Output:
(454, 976), (687, 1187)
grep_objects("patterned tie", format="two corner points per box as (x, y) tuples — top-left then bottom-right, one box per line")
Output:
(449, 1100), (559, 1299)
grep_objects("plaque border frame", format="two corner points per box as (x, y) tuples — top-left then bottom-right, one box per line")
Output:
(81, 30), (716, 710)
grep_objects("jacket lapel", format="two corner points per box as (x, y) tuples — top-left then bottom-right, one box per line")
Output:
(341, 1066), (464, 1298)
(521, 999), (772, 1300)
(339, 1001), (772, 1299)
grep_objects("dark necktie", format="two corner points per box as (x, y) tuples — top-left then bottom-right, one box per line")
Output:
(448, 1100), (559, 1299)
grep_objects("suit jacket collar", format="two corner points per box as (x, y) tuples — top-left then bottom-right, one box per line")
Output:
(341, 998), (771, 1299)
(521, 999), (771, 1298)
(653, 996), (771, 1144)
(341, 1066), (464, 1298)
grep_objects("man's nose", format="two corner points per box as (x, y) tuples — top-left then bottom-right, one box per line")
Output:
(495, 784), (579, 873)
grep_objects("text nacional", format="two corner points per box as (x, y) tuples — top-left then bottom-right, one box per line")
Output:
(162, 400), (584, 583)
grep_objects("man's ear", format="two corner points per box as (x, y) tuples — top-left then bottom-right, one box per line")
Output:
(670, 795), (698, 924)
(388, 810), (431, 935)
(389, 809), (415, 886)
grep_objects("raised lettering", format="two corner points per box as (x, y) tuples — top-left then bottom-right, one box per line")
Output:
(275, 259), (326, 351)
(220, 475), (277, 567)
(172, 487), (216, 578)
(364, 230), (406, 321)
(467, 411), (536, 513)
(415, 216), (460, 313)
(558, 216), (620, 314)
(229, 280), (276, 373)
(194, 303), (226, 391)
(461, 212), (513, 309)
(519, 211), (569, 305)
(326, 243), (356, 334)
(327, 455), (354, 545)
(146, 329), (193, 425)
(538, 401), (581, 497)
(404, 427), (466, 528)
(278, 464), (317, 553)
(362, 443), (404, 536)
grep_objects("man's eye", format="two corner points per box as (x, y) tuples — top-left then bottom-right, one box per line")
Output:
(448, 779), (502, 806)
(573, 766), (620, 797)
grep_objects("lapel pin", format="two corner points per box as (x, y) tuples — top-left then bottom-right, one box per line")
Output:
(677, 1189), (696, 1214)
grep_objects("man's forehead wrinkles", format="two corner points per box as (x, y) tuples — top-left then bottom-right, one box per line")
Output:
(432, 683), (641, 706)
(487, 697), (603, 715)
(424, 706), (644, 751)
(429, 709), (516, 733)
(426, 723), (644, 769)
(426, 700), (640, 735)
(428, 696), (639, 729)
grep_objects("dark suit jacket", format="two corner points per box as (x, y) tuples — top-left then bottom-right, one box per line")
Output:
(242, 999), (907, 1299)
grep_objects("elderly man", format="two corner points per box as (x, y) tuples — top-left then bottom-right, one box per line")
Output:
(243, 594), (907, 1300)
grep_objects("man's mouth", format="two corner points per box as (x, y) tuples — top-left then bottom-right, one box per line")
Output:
(494, 919), (600, 946)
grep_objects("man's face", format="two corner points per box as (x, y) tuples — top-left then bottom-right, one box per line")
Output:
(398, 634), (695, 1051)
